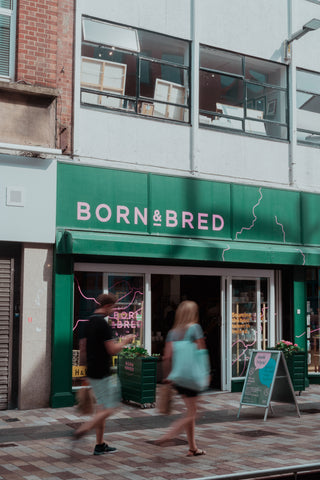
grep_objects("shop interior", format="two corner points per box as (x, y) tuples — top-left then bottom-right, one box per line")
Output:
(151, 274), (221, 389)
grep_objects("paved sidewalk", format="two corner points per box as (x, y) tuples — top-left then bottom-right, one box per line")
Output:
(1, 385), (320, 480)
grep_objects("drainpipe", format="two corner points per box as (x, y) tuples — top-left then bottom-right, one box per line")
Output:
(190, 0), (199, 176)
(287, 0), (297, 187)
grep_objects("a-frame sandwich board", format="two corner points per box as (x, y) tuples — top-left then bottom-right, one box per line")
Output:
(238, 350), (301, 421)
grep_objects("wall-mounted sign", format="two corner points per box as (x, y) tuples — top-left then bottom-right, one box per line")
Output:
(57, 163), (319, 246)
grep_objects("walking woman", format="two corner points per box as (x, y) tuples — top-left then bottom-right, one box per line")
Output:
(156, 300), (208, 456)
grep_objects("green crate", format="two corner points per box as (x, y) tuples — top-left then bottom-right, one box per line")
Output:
(286, 352), (306, 393)
(118, 356), (158, 407)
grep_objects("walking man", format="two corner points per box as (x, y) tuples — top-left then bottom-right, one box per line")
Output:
(75, 293), (135, 455)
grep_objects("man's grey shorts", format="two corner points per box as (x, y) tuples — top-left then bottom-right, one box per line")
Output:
(88, 374), (121, 409)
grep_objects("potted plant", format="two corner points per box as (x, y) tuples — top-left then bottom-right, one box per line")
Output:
(117, 346), (159, 408)
(272, 340), (306, 393)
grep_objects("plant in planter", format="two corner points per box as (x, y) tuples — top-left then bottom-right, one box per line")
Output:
(118, 346), (159, 408)
(272, 340), (306, 393)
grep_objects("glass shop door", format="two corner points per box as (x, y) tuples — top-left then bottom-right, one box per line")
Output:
(222, 274), (275, 390)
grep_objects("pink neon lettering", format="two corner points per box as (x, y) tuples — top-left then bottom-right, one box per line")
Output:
(117, 205), (130, 224)
(198, 213), (208, 230)
(166, 210), (178, 227)
(134, 207), (147, 225)
(77, 202), (91, 220)
(96, 204), (111, 222)
(212, 214), (224, 231)
(129, 312), (135, 319)
(182, 211), (194, 229)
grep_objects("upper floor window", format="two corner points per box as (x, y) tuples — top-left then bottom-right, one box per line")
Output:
(80, 17), (190, 123)
(199, 47), (288, 140)
(297, 69), (320, 147)
(0, 0), (16, 79)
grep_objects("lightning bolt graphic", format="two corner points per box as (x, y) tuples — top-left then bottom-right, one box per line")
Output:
(296, 249), (306, 265)
(274, 216), (286, 243)
(222, 245), (230, 261)
(235, 187), (263, 240)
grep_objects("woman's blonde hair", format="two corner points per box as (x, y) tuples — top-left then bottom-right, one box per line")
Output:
(173, 300), (199, 329)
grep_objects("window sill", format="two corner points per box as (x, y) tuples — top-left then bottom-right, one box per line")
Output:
(0, 80), (59, 99)
(199, 122), (289, 143)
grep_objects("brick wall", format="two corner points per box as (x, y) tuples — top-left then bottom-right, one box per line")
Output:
(16, 0), (74, 154)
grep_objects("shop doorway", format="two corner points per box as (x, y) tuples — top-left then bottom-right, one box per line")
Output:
(151, 274), (221, 389)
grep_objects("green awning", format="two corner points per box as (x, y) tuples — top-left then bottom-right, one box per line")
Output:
(56, 229), (320, 266)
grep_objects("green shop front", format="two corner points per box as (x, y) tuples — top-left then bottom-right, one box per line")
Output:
(51, 162), (320, 407)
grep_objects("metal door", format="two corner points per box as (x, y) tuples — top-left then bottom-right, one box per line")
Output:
(0, 258), (13, 410)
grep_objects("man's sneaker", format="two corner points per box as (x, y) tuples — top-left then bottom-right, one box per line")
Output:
(93, 443), (117, 455)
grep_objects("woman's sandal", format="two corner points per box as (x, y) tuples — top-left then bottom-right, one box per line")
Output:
(187, 448), (206, 457)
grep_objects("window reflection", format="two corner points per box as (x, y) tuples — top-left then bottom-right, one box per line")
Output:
(199, 46), (288, 140)
(232, 278), (269, 378)
(296, 69), (320, 146)
(72, 271), (144, 387)
(81, 17), (190, 123)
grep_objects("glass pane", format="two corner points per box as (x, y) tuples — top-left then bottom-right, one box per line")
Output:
(297, 69), (320, 95)
(139, 62), (189, 122)
(200, 46), (242, 75)
(307, 268), (320, 374)
(73, 272), (103, 387)
(83, 18), (140, 52)
(108, 275), (144, 346)
(260, 279), (269, 350)
(200, 70), (244, 113)
(81, 46), (136, 96)
(0, 14), (10, 76)
(139, 30), (189, 66)
(297, 131), (320, 145)
(245, 56), (287, 88)
(140, 60), (188, 102)
(232, 279), (257, 378)
(297, 91), (320, 137)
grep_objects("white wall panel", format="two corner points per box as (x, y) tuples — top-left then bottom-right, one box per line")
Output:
(78, 0), (191, 39)
(198, 129), (289, 186)
(198, 0), (287, 61)
(0, 156), (56, 243)
(76, 109), (190, 173)
(295, 145), (320, 190)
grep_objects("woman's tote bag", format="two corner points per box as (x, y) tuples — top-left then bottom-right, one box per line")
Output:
(167, 325), (210, 392)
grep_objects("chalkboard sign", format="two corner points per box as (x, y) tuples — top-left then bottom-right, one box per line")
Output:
(238, 350), (300, 421)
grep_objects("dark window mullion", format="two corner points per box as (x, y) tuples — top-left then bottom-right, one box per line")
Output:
(199, 66), (243, 80)
(136, 55), (140, 113)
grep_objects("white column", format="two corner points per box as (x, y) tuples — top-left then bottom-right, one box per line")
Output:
(19, 245), (53, 409)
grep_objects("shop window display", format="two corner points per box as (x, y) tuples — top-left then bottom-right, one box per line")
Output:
(306, 268), (320, 374)
(80, 17), (190, 123)
(199, 46), (288, 140)
(72, 271), (144, 386)
(232, 278), (269, 378)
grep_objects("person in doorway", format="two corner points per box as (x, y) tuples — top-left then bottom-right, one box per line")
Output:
(155, 300), (207, 457)
(75, 293), (135, 455)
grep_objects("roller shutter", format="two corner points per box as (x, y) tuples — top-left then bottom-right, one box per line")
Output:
(0, 258), (13, 410)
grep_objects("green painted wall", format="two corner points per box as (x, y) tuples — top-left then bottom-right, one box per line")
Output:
(51, 254), (74, 408)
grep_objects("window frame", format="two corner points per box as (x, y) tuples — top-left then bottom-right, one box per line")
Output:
(80, 16), (191, 124)
(199, 45), (289, 141)
(0, 0), (16, 80)
(296, 67), (320, 148)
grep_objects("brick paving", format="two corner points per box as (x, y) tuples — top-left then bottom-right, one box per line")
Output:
(0, 386), (320, 479)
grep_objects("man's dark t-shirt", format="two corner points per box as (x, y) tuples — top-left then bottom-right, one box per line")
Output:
(84, 314), (113, 379)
